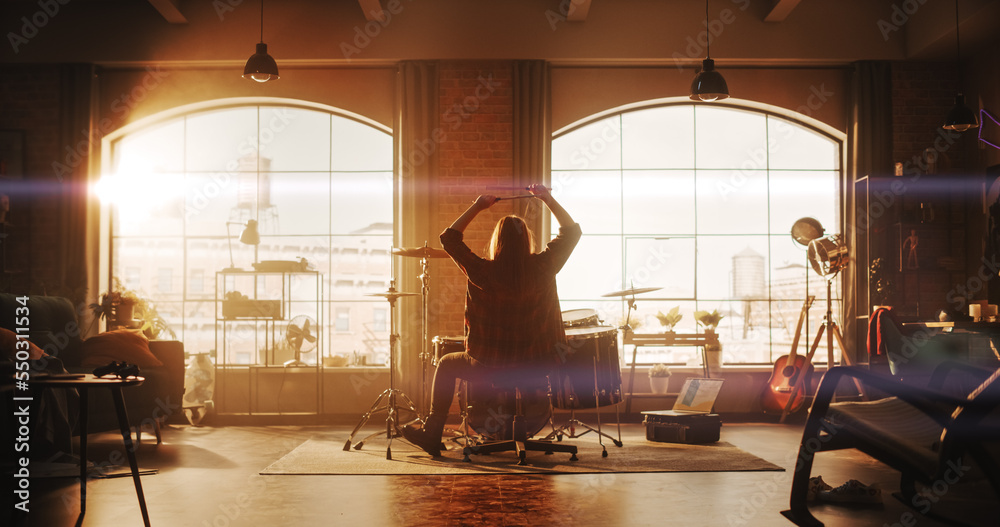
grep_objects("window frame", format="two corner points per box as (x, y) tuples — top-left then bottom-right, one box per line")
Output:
(551, 98), (847, 366)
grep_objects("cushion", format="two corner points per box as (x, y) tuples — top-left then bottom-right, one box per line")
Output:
(79, 329), (164, 368)
(1, 327), (46, 360)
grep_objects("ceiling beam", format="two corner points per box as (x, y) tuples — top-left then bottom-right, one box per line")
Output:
(358, 0), (386, 22)
(566, 0), (592, 22)
(147, 0), (187, 24)
(763, 0), (802, 22)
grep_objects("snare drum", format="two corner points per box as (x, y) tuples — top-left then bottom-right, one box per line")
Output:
(561, 308), (601, 328)
(432, 335), (466, 365)
(550, 326), (623, 409)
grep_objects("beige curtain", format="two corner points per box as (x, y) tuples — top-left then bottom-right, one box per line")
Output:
(395, 61), (439, 405)
(512, 60), (551, 247)
(845, 60), (893, 362)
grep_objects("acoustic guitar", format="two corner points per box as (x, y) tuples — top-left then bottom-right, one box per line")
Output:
(761, 296), (815, 415)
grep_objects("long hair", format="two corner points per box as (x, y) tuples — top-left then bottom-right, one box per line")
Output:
(487, 215), (534, 286)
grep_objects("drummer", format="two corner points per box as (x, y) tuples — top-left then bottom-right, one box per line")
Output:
(402, 184), (581, 457)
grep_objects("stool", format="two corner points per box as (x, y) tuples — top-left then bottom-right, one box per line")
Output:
(462, 371), (578, 465)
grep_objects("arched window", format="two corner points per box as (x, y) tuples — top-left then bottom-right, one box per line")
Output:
(551, 101), (843, 365)
(101, 101), (394, 366)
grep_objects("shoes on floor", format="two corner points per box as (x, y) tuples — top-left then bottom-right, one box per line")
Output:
(400, 425), (442, 457)
(807, 476), (833, 501)
(818, 479), (882, 504)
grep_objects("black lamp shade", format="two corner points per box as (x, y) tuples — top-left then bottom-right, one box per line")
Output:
(943, 94), (979, 132)
(243, 43), (279, 83)
(240, 219), (261, 245)
(690, 59), (729, 102)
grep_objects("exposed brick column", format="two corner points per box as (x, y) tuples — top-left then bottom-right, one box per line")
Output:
(432, 61), (513, 338)
(891, 61), (968, 173)
(0, 66), (62, 297)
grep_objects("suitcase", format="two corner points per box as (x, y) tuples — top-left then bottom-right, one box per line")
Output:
(642, 410), (722, 444)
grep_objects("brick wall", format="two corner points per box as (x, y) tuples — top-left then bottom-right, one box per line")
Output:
(0, 65), (63, 297)
(434, 61), (514, 336)
(891, 61), (968, 173)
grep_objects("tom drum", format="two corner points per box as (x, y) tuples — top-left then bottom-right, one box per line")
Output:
(432, 335), (466, 366)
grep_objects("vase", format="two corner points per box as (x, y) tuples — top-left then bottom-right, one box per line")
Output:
(183, 352), (215, 425)
(705, 341), (723, 372)
(110, 302), (135, 329)
(649, 375), (670, 394)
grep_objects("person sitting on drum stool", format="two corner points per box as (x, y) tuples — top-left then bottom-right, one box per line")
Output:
(402, 184), (580, 457)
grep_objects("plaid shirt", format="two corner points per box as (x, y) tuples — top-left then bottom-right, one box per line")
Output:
(440, 223), (582, 370)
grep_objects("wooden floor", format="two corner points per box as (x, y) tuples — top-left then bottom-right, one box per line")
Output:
(15, 419), (997, 527)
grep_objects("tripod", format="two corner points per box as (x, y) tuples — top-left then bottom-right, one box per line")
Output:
(779, 275), (865, 423)
(343, 281), (423, 460)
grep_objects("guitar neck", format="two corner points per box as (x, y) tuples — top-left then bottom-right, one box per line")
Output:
(786, 296), (816, 362)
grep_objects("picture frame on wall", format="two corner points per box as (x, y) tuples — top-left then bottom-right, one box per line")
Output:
(0, 129), (25, 179)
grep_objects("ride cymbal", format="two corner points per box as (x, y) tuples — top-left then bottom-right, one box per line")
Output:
(392, 247), (449, 259)
(365, 291), (420, 300)
(600, 286), (663, 298)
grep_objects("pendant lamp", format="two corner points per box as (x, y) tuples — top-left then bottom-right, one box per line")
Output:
(942, 0), (977, 132)
(690, 0), (729, 102)
(243, 0), (279, 83)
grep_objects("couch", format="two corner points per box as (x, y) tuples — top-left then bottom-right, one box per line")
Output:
(0, 293), (186, 441)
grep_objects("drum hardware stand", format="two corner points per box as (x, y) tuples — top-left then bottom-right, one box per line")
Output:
(343, 280), (423, 460)
(442, 381), (483, 448)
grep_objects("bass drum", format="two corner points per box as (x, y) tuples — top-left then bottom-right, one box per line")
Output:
(551, 326), (623, 409)
(462, 378), (551, 440)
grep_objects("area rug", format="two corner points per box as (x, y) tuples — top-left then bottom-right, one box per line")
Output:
(260, 432), (784, 475)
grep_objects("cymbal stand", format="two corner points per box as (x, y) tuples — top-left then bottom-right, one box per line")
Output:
(419, 250), (431, 415)
(622, 292), (640, 415)
(343, 280), (422, 460)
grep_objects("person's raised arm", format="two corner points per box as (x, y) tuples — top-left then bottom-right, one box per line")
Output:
(449, 194), (498, 232)
(528, 184), (575, 228)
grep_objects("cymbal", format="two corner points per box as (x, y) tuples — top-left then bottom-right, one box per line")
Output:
(600, 286), (663, 298)
(365, 291), (420, 299)
(392, 246), (449, 259)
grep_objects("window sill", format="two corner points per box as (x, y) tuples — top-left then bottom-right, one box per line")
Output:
(625, 364), (835, 375)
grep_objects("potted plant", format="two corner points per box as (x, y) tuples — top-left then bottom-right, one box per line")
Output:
(90, 279), (175, 339)
(655, 306), (683, 334)
(694, 309), (724, 333)
(90, 278), (144, 330)
(695, 309), (725, 370)
(648, 363), (671, 394)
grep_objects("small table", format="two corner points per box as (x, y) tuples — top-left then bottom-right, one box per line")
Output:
(622, 331), (720, 414)
(30, 373), (151, 527)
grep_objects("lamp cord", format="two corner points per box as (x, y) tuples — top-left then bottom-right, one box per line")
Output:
(705, 0), (711, 59)
(260, 0), (265, 43)
(954, 0), (960, 62)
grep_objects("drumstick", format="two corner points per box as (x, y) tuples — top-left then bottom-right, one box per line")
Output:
(485, 185), (550, 192)
(496, 195), (534, 201)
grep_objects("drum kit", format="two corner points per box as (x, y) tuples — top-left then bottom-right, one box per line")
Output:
(343, 239), (665, 460)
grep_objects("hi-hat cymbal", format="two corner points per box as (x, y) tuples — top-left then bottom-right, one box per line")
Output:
(392, 246), (449, 259)
(366, 290), (420, 300)
(600, 286), (663, 298)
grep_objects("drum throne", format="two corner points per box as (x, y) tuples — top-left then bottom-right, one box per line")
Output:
(462, 368), (579, 465)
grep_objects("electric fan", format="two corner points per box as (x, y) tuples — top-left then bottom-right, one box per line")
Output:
(284, 315), (317, 367)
